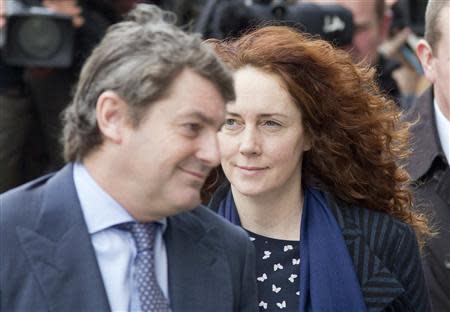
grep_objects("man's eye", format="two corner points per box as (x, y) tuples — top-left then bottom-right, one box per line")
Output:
(183, 123), (201, 135)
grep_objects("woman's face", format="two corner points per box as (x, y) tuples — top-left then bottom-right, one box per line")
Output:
(218, 66), (311, 197)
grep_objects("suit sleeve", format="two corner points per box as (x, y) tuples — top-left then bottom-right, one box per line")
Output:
(237, 235), (258, 312)
(393, 225), (432, 312)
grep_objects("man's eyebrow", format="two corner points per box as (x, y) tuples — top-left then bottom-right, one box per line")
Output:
(182, 111), (218, 126)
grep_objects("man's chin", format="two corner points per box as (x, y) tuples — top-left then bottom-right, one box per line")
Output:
(172, 192), (202, 212)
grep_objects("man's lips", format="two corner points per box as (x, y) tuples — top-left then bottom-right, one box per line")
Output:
(179, 167), (206, 180)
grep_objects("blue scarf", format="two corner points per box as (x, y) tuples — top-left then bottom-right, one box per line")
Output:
(218, 187), (366, 312)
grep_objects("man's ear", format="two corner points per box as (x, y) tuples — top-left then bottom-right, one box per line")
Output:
(96, 91), (129, 144)
(416, 39), (436, 84)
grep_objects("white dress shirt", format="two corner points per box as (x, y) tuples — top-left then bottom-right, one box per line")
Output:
(73, 163), (169, 311)
(434, 99), (450, 165)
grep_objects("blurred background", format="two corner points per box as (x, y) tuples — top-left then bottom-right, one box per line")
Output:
(0, 0), (430, 193)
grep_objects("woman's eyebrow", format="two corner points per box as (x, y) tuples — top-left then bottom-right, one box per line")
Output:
(225, 111), (287, 118)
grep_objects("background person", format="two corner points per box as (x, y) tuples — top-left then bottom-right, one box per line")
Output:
(407, 0), (450, 310)
(308, 0), (402, 104)
(0, 0), (138, 193)
(207, 25), (431, 312)
(0, 5), (257, 311)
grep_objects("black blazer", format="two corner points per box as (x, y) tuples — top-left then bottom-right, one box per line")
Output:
(0, 164), (258, 312)
(209, 183), (431, 312)
(405, 88), (450, 311)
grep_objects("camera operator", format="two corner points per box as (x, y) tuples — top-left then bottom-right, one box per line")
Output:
(307, 0), (401, 105)
(0, 0), (137, 193)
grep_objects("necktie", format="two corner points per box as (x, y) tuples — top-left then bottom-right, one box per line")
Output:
(119, 222), (171, 312)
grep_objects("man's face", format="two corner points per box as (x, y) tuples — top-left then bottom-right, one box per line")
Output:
(309, 0), (386, 66)
(119, 69), (225, 219)
(431, 6), (450, 119)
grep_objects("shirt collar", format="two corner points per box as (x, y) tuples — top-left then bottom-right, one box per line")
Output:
(73, 162), (167, 234)
(434, 99), (450, 165)
(406, 88), (448, 180)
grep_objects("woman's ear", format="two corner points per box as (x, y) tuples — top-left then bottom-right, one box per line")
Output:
(302, 132), (312, 152)
(96, 91), (129, 144)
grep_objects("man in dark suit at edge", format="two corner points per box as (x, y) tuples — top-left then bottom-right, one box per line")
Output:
(0, 4), (257, 312)
(408, 0), (450, 310)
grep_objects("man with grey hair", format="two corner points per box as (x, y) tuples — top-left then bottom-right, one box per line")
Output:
(406, 0), (450, 310)
(0, 4), (257, 312)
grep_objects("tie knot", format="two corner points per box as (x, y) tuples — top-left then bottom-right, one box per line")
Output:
(118, 222), (158, 252)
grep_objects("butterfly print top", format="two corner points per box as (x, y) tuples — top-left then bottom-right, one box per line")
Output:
(246, 230), (300, 311)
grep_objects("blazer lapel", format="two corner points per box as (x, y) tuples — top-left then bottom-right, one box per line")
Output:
(165, 210), (233, 312)
(325, 193), (405, 311)
(17, 164), (110, 312)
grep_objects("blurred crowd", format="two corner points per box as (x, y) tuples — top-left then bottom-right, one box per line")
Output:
(0, 0), (431, 192)
(0, 0), (432, 194)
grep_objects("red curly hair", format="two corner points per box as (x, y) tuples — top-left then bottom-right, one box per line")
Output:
(205, 26), (430, 243)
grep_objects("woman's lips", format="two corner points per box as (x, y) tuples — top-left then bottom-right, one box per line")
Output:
(235, 165), (268, 175)
(236, 165), (266, 171)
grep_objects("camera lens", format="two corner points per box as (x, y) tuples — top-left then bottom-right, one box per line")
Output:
(272, 5), (286, 18)
(17, 16), (62, 59)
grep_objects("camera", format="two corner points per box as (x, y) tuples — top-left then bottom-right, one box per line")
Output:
(0, 0), (75, 67)
(396, 0), (427, 36)
(197, 0), (354, 47)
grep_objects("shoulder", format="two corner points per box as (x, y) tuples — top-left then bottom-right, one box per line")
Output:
(335, 198), (416, 254)
(332, 198), (430, 310)
(0, 174), (55, 272)
(404, 88), (433, 124)
(189, 205), (251, 246)
(325, 192), (420, 271)
(0, 173), (54, 229)
(168, 204), (251, 248)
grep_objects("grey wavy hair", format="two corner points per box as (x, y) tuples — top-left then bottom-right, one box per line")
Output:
(62, 4), (234, 162)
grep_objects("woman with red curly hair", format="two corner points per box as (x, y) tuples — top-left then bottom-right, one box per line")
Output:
(206, 26), (431, 311)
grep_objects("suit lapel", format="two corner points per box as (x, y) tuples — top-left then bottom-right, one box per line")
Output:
(325, 193), (405, 311)
(406, 88), (446, 181)
(165, 210), (233, 312)
(17, 164), (110, 312)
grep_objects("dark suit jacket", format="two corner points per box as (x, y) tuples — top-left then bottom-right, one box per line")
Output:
(405, 88), (450, 312)
(209, 183), (431, 312)
(0, 164), (258, 312)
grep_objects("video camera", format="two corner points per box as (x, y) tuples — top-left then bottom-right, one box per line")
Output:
(196, 0), (354, 47)
(396, 0), (427, 36)
(0, 0), (75, 67)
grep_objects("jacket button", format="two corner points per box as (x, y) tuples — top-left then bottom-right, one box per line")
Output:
(444, 254), (450, 270)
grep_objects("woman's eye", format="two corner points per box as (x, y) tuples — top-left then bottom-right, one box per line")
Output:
(263, 120), (281, 127)
(222, 118), (239, 130)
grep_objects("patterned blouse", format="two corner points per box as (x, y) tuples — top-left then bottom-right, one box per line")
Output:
(246, 230), (300, 311)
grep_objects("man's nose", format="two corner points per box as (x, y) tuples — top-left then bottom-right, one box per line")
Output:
(196, 131), (221, 167)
